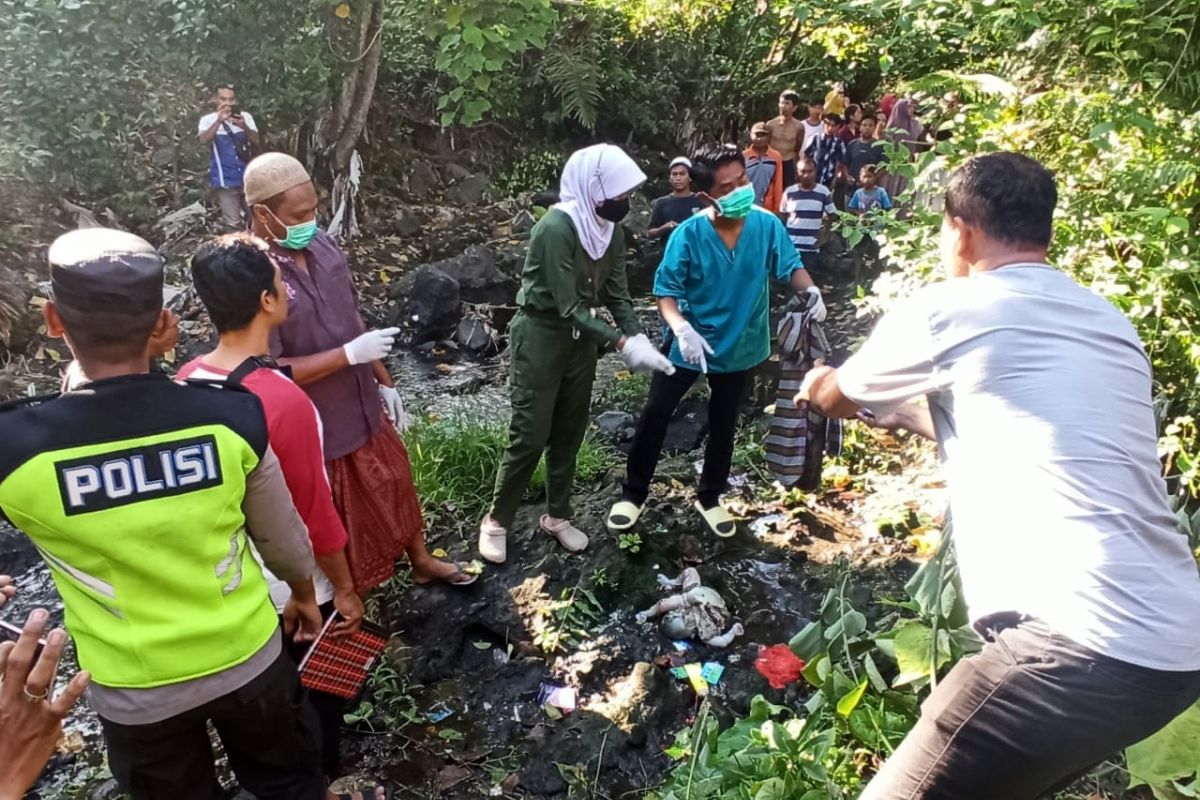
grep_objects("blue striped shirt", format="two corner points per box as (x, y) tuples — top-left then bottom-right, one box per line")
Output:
(781, 184), (835, 252)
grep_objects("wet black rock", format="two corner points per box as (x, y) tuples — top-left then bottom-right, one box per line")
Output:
(594, 410), (635, 442)
(412, 245), (516, 307)
(447, 174), (489, 206)
(442, 162), (473, 183)
(408, 160), (441, 200)
(455, 316), (497, 354)
(397, 265), (462, 344)
(662, 395), (708, 454)
(389, 208), (423, 238)
(511, 209), (536, 237)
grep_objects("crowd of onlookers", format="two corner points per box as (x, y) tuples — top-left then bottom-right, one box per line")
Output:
(2, 79), (1200, 800)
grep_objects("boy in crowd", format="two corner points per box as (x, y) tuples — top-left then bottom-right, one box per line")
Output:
(766, 90), (804, 189)
(799, 98), (826, 157)
(801, 152), (1200, 799)
(848, 165), (892, 216)
(804, 112), (848, 189)
(743, 122), (785, 214)
(607, 144), (826, 539)
(647, 157), (699, 240)
(0, 228), (326, 799)
(181, 234), (370, 789)
(844, 115), (885, 195)
(780, 157), (836, 271)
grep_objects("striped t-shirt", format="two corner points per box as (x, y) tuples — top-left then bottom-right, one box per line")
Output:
(781, 183), (835, 252)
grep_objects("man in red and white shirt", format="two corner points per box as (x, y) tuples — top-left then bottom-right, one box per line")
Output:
(182, 233), (366, 786)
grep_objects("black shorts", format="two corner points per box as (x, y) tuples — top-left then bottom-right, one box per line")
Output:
(100, 649), (326, 800)
(780, 158), (797, 189)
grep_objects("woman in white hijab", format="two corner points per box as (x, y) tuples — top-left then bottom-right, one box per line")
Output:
(479, 144), (675, 564)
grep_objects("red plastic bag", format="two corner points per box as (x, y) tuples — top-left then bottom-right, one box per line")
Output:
(755, 644), (806, 689)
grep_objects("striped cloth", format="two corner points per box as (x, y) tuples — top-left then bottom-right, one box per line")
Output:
(766, 294), (842, 489)
(299, 616), (389, 700)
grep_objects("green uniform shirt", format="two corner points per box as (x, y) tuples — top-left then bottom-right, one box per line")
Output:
(515, 208), (643, 347)
(0, 373), (283, 690)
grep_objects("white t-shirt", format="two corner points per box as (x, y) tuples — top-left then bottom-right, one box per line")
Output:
(838, 263), (1200, 670)
(800, 119), (824, 156)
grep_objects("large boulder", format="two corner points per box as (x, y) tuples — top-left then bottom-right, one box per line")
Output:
(396, 265), (461, 344)
(407, 160), (441, 200)
(428, 245), (517, 305)
(446, 173), (489, 206)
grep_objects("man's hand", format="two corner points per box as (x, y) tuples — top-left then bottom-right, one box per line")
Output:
(216, 106), (233, 124)
(379, 385), (408, 431)
(803, 286), (827, 323)
(282, 596), (324, 644)
(0, 575), (13, 609)
(343, 327), (399, 366)
(0, 609), (91, 800)
(329, 590), (365, 639)
(795, 364), (835, 405)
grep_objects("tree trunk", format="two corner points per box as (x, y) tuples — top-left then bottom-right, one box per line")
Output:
(321, 0), (384, 240)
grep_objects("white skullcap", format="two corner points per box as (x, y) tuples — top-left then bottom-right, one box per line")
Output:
(243, 152), (312, 206)
(669, 157), (693, 169)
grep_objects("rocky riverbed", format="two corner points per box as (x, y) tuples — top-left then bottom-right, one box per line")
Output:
(1, 160), (944, 799)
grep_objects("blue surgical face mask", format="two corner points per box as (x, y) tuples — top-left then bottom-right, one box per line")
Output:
(715, 183), (755, 219)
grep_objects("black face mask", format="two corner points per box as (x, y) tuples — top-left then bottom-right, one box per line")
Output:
(596, 198), (630, 223)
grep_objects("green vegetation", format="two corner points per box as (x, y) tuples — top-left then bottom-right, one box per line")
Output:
(403, 410), (615, 524)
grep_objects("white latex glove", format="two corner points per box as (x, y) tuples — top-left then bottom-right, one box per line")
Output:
(379, 384), (408, 430)
(343, 327), (400, 366)
(621, 334), (676, 375)
(672, 322), (715, 374)
(804, 286), (828, 323)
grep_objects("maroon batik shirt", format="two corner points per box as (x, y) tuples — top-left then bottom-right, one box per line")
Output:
(268, 230), (381, 460)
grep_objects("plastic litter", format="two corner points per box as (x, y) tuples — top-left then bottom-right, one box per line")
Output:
(425, 703), (454, 723)
(755, 644), (806, 689)
(701, 662), (725, 685)
(672, 640), (691, 652)
(683, 663), (708, 696)
(537, 682), (577, 717)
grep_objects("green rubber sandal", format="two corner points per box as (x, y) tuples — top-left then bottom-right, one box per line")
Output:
(607, 500), (644, 532)
(694, 501), (737, 538)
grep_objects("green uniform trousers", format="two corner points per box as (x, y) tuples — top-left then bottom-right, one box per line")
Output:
(490, 312), (598, 527)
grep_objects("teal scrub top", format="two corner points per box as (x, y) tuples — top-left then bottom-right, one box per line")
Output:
(653, 206), (803, 374)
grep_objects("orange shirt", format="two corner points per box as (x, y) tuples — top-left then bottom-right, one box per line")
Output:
(743, 146), (785, 213)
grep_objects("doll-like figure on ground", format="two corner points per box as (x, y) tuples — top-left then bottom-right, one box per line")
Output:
(635, 567), (744, 647)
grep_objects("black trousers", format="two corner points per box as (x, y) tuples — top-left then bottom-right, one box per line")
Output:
(860, 614), (1200, 799)
(100, 649), (326, 800)
(780, 158), (797, 190)
(284, 602), (344, 780)
(622, 365), (750, 508)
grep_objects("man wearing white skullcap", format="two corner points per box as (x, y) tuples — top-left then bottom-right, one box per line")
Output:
(647, 156), (700, 240)
(243, 153), (469, 589)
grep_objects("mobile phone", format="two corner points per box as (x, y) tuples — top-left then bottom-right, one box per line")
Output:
(229, 104), (242, 117)
(0, 619), (46, 661)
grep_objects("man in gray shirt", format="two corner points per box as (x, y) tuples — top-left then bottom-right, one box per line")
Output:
(801, 153), (1200, 799)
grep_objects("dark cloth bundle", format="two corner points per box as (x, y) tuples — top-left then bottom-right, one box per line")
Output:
(766, 294), (843, 489)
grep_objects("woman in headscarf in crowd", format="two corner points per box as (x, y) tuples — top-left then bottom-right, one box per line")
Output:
(478, 144), (675, 565)
(878, 98), (924, 202)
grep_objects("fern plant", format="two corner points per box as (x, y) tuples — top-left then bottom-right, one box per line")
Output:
(537, 38), (604, 130)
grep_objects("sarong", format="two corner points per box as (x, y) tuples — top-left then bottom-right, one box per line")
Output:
(326, 423), (422, 593)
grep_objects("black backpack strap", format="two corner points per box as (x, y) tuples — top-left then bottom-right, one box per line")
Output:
(226, 355), (292, 386)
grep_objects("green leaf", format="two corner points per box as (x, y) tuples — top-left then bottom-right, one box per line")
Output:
(753, 777), (788, 799)
(837, 677), (869, 718)
(788, 620), (825, 661)
(443, 4), (464, 27)
(462, 25), (484, 48)
(892, 622), (944, 686)
(1127, 701), (1200, 797)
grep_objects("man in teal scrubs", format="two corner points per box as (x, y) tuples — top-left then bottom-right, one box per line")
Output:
(607, 144), (828, 537)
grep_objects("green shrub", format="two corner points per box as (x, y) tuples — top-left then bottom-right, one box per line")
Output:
(403, 410), (615, 523)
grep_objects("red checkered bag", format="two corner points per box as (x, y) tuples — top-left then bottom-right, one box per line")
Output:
(298, 615), (388, 699)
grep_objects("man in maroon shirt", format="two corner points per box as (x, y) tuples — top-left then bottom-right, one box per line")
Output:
(242, 153), (472, 589)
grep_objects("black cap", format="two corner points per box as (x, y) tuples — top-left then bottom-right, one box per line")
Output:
(48, 228), (164, 314)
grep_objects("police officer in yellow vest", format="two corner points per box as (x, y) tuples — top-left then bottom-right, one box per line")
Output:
(0, 229), (327, 799)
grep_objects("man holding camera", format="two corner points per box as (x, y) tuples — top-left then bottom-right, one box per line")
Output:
(198, 84), (260, 231)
